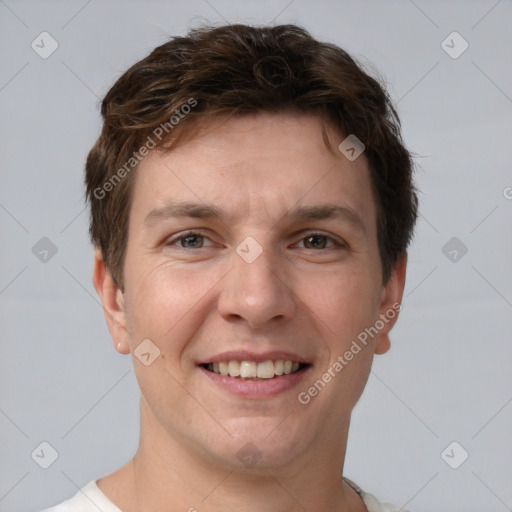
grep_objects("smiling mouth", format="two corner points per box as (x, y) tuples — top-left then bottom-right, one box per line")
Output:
(202, 360), (309, 379)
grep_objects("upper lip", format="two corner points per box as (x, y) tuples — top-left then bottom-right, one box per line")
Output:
(198, 350), (310, 365)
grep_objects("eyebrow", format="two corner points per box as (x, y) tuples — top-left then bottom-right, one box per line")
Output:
(145, 202), (224, 225)
(144, 201), (367, 236)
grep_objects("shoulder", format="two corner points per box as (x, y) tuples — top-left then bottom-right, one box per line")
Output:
(38, 480), (123, 512)
(344, 477), (411, 512)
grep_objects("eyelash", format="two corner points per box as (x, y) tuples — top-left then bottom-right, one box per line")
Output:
(166, 230), (345, 250)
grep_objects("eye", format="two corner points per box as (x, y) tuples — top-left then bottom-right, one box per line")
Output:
(296, 233), (342, 250)
(167, 231), (213, 249)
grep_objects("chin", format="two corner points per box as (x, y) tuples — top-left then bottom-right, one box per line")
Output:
(207, 415), (310, 472)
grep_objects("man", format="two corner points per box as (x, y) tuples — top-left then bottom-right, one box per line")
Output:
(42, 23), (418, 512)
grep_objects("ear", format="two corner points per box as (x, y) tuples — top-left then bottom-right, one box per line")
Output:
(374, 252), (407, 355)
(92, 249), (130, 354)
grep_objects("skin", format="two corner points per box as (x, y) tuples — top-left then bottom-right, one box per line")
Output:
(93, 112), (407, 512)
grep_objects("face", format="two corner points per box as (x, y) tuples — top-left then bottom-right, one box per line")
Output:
(96, 112), (405, 472)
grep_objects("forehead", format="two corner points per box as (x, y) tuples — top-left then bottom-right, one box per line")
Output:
(130, 112), (377, 233)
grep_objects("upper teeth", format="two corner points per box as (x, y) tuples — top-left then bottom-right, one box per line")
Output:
(208, 360), (301, 379)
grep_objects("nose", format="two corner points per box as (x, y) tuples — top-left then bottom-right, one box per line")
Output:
(217, 245), (296, 329)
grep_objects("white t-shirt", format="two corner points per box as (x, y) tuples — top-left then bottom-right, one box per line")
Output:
(39, 478), (410, 512)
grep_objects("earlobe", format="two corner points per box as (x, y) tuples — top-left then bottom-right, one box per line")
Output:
(374, 334), (391, 355)
(92, 249), (130, 354)
(374, 253), (407, 355)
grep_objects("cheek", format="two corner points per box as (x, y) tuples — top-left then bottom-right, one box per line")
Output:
(123, 262), (219, 352)
(298, 268), (380, 343)
(311, 271), (380, 404)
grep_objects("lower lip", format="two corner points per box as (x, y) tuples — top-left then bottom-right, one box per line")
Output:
(199, 366), (311, 399)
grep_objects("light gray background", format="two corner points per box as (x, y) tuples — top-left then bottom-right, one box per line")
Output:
(1, 1), (511, 511)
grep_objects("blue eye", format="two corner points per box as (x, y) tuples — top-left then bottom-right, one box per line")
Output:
(169, 231), (212, 249)
(180, 234), (204, 248)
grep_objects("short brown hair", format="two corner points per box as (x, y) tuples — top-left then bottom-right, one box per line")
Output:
(85, 23), (418, 289)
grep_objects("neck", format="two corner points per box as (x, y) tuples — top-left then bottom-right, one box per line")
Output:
(101, 402), (366, 512)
